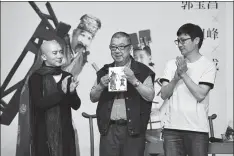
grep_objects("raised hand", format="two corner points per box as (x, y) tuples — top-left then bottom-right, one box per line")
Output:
(62, 75), (79, 94)
(123, 67), (137, 84)
(99, 74), (110, 89)
(61, 75), (70, 94)
(69, 76), (79, 93)
(173, 70), (181, 82)
(176, 56), (188, 77)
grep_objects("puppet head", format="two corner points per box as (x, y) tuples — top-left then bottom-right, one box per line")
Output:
(71, 14), (101, 52)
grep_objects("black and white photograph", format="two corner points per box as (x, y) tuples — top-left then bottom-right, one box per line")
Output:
(1, 1), (233, 156)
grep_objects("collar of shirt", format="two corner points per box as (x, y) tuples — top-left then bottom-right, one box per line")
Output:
(53, 74), (62, 83)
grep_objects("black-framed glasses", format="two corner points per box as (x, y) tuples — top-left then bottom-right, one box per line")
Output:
(174, 38), (191, 45)
(109, 44), (131, 51)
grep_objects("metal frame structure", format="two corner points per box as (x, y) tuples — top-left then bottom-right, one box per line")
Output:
(0, 2), (67, 125)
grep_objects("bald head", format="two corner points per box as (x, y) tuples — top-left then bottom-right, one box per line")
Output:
(40, 40), (64, 67)
(40, 40), (61, 54)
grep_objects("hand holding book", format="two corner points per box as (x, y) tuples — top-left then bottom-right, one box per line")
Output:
(100, 74), (110, 89)
(123, 67), (137, 85)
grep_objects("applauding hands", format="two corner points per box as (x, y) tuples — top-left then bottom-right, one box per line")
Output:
(175, 56), (188, 79)
(62, 75), (79, 94)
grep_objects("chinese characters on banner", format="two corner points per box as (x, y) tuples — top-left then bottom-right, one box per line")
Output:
(181, 1), (218, 10)
(203, 28), (218, 40)
(181, 1), (220, 71)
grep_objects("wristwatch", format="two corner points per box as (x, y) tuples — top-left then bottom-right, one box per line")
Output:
(133, 79), (141, 87)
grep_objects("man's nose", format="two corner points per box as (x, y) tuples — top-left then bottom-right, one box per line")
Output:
(79, 38), (89, 46)
(115, 47), (122, 52)
(57, 52), (63, 59)
(178, 41), (183, 47)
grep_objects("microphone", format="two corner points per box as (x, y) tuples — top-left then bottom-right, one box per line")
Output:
(91, 63), (99, 72)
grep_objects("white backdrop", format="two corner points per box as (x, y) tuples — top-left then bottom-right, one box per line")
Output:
(1, 2), (233, 156)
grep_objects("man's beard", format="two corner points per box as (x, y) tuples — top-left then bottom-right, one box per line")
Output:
(74, 42), (86, 54)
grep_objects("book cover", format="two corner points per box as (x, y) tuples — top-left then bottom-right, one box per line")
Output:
(108, 67), (127, 92)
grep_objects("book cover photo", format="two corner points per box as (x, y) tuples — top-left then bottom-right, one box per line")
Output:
(108, 67), (127, 92)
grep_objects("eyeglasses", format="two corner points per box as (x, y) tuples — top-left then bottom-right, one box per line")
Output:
(174, 38), (191, 45)
(109, 44), (131, 51)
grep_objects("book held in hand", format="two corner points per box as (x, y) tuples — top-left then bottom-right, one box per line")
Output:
(108, 67), (127, 92)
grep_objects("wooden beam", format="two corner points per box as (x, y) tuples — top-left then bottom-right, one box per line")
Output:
(46, 2), (59, 27)
(0, 49), (28, 93)
(1, 79), (24, 98)
(0, 88), (22, 125)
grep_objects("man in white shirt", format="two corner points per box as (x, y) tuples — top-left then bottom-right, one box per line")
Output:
(160, 23), (217, 156)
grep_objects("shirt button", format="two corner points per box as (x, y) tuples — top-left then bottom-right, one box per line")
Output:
(126, 97), (129, 100)
(127, 108), (130, 111)
(129, 119), (131, 122)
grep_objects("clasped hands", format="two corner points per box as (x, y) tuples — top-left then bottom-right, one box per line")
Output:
(99, 67), (137, 89)
(61, 75), (79, 94)
(174, 56), (188, 81)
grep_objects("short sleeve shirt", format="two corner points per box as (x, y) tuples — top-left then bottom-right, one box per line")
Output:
(160, 56), (217, 132)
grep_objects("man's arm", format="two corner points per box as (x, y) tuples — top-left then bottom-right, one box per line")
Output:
(160, 69), (180, 100)
(176, 57), (216, 102)
(160, 78), (178, 100)
(123, 67), (155, 101)
(66, 92), (81, 110)
(90, 74), (109, 103)
(134, 76), (155, 102)
(158, 60), (178, 100)
(90, 81), (104, 103)
(180, 73), (212, 102)
(29, 74), (65, 110)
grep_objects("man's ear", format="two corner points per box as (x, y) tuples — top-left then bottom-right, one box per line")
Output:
(194, 37), (200, 45)
(41, 54), (46, 61)
(149, 55), (152, 61)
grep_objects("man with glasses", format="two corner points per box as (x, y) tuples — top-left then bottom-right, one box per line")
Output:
(160, 23), (217, 156)
(90, 32), (155, 156)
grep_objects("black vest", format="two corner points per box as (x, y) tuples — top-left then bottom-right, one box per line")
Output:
(96, 58), (155, 136)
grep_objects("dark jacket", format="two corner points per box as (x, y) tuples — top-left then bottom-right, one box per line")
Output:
(29, 71), (81, 156)
(96, 58), (155, 136)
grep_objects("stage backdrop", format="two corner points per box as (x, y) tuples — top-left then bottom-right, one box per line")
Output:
(1, 2), (233, 156)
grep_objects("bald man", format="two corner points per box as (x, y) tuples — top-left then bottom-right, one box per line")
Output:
(28, 40), (81, 156)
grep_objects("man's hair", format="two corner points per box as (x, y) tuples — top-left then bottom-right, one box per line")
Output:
(111, 32), (131, 44)
(177, 23), (204, 49)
